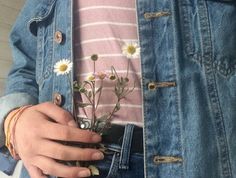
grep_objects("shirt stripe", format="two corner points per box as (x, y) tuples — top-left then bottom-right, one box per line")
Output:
(78, 22), (137, 29)
(77, 6), (136, 12)
(73, 0), (143, 125)
(75, 38), (138, 46)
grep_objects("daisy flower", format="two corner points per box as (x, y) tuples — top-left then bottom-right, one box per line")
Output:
(122, 42), (140, 59)
(96, 71), (107, 80)
(86, 73), (96, 81)
(54, 59), (72, 76)
(91, 54), (98, 61)
(109, 74), (116, 80)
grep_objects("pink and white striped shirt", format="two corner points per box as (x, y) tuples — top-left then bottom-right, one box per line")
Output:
(73, 0), (143, 126)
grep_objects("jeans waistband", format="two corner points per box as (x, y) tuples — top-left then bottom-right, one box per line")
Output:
(102, 124), (143, 154)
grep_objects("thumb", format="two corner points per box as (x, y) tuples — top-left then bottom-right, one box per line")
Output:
(34, 102), (77, 127)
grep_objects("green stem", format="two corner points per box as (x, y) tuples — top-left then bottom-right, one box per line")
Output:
(67, 75), (77, 123)
(95, 80), (103, 111)
(91, 81), (96, 130)
(98, 99), (121, 134)
(126, 58), (131, 78)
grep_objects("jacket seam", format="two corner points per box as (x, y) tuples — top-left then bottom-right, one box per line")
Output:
(199, 0), (233, 177)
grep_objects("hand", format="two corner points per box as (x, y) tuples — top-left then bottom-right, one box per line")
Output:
(13, 102), (103, 178)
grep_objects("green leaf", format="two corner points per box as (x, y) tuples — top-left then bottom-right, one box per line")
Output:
(88, 91), (92, 98)
(78, 102), (92, 108)
(88, 165), (100, 176)
(120, 77), (124, 83)
(96, 114), (109, 122)
(115, 103), (120, 112)
(73, 88), (80, 92)
(95, 86), (102, 94)
(79, 87), (86, 93)
(125, 77), (129, 82)
(76, 161), (80, 167)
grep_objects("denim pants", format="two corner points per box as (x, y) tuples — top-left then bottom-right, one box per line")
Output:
(20, 124), (144, 178)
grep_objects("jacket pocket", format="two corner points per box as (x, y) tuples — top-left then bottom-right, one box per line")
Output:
(206, 0), (236, 2)
(206, 0), (236, 78)
(179, 1), (202, 60)
(30, 0), (56, 86)
(35, 25), (54, 87)
(28, 0), (56, 36)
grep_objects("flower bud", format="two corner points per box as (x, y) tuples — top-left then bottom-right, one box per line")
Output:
(91, 54), (98, 61)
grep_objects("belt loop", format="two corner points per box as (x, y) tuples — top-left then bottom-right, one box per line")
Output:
(119, 124), (135, 170)
(106, 152), (120, 178)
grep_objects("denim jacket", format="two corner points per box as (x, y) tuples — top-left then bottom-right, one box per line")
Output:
(1, 0), (236, 177)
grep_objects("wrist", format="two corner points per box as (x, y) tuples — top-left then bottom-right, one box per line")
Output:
(4, 105), (32, 159)
(4, 108), (19, 135)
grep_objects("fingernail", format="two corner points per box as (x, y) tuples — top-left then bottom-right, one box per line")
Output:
(92, 134), (101, 142)
(68, 120), (77, 127)
(92, 152), (104, 160)
(78, 170), (91, 177)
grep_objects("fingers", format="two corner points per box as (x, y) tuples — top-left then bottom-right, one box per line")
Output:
(24, 163), (47, 178)
(32, 156), (91, 178)
(30, 102), (101, 144)
(34, 102), (77, 127)
(40, 121), (101, 143)
(37, 139), (104, 161)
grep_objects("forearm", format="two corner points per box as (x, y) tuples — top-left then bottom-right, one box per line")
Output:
(0, 93), (38, 147)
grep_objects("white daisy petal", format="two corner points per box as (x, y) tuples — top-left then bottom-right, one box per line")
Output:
(121, 42), (140, 59)
(53, 59), (73, 76)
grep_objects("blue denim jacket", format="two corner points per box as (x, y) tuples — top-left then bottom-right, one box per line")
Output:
(1, 0), (236, 177)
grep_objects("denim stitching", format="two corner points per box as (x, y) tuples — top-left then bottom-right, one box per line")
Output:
(144, 11), (171, 19)
(199, 0), (232, 177)
(106, 153), (120, 178)
(153, 155), (183, 164)
(213, 59), (236, 78)
(171, 1), (185, 177)
(179, 1), (196, 57)
(119, 124), (135, 170)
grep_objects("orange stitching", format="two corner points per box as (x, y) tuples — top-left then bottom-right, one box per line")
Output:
(153, 155), (183, 164)
(144, 11), (171, 19)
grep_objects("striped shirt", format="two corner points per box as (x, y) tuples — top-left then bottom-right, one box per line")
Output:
(73, 0), (143, 126)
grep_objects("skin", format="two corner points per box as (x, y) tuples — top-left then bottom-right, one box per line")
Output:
(10, 102), (104, 178)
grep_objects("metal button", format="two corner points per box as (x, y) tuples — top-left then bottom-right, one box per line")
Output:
(148, 82), (157, 90)
(153, 156), (161, 164)
(54, 31), (63, 44)
(53, 92), (62, 106)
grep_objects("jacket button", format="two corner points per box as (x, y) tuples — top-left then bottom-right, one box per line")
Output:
(148, 82), (157, 90)
(54, 31), (63, 44)
(53, 92), (63, 106)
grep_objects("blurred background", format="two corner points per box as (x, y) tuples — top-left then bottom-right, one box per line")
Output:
(0, 0), (25, 177)
(0, 0), (25, 95)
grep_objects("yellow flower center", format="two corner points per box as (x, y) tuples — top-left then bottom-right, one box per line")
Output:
(59, 64), (68, 72)
(127, 45), (136, 54)
(87, 75), (95, 81)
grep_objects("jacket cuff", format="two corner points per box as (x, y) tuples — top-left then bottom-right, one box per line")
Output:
(0, 146), (18, 175)
(0, 93), (38, 147)
(0, 93), (37, 175)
